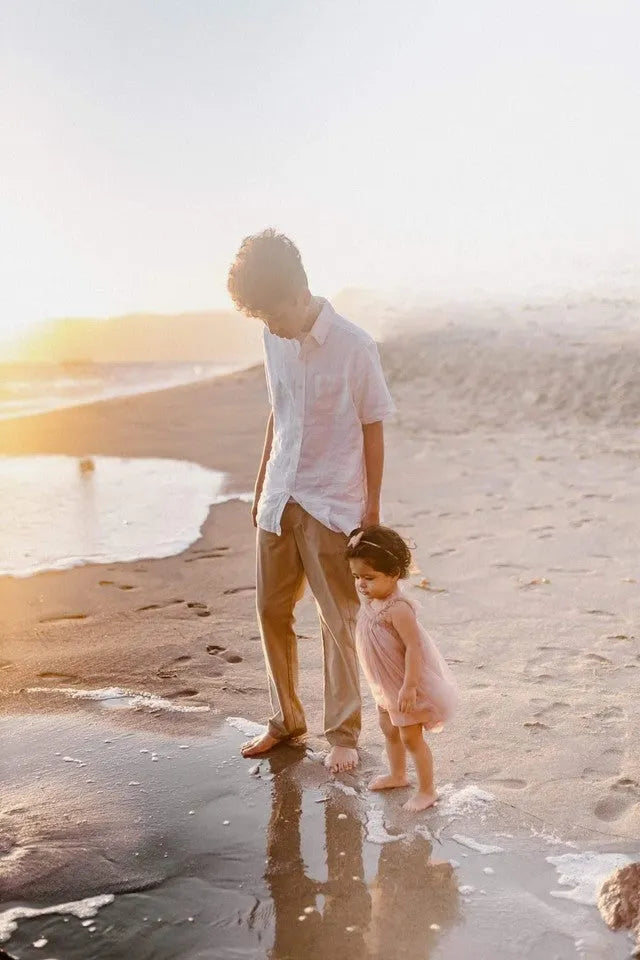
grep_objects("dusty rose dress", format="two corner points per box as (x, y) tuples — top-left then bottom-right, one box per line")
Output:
(356, 590), (458, 728)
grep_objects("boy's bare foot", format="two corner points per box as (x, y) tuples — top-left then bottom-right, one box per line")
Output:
(402, 790), (438, 812)
(368, 773), (410, 791)
(325, 745), (359, 773)
(241, 732), (280, 757)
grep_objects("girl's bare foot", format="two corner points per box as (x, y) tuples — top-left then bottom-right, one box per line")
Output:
(325, 745), (359, 773)
(241, 732), (280, 757)
(369, 773), (409, 791)
(403, 790), (438, 812)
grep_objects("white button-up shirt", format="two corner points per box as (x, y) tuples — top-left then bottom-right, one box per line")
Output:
(257, 299), (395, 536)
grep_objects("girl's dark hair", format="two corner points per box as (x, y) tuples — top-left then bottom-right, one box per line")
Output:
(345, 525), (412, 578)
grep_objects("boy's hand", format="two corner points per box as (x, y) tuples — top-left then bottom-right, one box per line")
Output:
(361, 505), (380, 528)
(251, 496), (259, 528)
(398, 683), (417, 713)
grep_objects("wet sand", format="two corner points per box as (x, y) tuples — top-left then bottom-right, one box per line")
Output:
(1, 710), (634, 959)
(2, 310), (640, 956)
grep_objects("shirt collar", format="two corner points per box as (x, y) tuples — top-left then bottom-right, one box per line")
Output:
(307, 299), (333, 346)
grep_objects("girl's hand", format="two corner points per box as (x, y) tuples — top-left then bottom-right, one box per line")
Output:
(398, 683), (417, 713)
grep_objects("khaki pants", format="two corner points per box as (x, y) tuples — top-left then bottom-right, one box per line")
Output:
(256, 502), (361, 748)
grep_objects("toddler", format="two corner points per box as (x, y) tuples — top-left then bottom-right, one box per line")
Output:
(346, 526), (458, 811)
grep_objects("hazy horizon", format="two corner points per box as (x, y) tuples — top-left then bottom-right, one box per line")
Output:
(2, 1), (639, 349)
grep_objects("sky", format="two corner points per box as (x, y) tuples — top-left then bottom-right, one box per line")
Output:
(1, 0), (639, 345)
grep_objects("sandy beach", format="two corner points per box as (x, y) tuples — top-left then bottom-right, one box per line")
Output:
(2, 304), (640, 957)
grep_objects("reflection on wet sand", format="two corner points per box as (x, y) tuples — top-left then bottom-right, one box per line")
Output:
(366, 843), (460, 960)
(2, 716), (461, 959)
(263, 751), (459, 960)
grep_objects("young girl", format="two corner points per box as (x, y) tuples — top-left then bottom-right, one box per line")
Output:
(346, 525), (458, 812)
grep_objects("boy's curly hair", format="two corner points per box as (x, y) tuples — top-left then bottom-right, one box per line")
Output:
(227, 229), (308, 317)
(345, 525), (412, 579)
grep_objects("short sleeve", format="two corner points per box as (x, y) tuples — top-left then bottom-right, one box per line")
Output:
(353, 340), (395, 424)
(262, 328), (274, 406)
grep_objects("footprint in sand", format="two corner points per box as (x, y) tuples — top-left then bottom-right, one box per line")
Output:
(533, 701), (570, 721)
(39, 613), (88, 624)
(136, 598), (212, 619)
(38, 672), (78, 681)
(157, 655), (192, 679)
(463, 765), (502, 779)
(529, 673), (553, 683)
(136, 599), (184, 612)
(185, 546), (230, 563)
(223, 585), (256, 595)
(594, 782), (640, 822)
(206, 643), (243, 663)
(615, 777), (640, 791)
(187, 602), (212, 617)
(584, 748), (625, 779)
(99, 580), (137, 591)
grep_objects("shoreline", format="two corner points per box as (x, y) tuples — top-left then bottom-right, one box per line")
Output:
(0, 359), (253, 424)
(0, 363), (265, 477)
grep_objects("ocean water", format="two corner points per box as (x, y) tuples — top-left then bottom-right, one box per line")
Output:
(0, 454), (250, 578)
(0, 362), (241, 420)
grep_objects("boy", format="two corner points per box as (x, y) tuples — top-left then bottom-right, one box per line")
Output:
(227, 229), (394, 773)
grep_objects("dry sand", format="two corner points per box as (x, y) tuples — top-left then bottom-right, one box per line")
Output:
(2, 309), (640, 846)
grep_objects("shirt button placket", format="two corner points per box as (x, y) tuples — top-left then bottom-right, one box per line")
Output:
(292, 364), (304, 494)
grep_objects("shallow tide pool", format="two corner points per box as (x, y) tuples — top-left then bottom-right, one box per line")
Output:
(0, 455), (250, 577)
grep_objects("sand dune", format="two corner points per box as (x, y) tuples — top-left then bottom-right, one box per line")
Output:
(382, 309), (640, 429)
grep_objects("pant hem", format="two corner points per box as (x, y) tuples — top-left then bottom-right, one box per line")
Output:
(268, 723), (308, 742)
(325, 735), (360, 749)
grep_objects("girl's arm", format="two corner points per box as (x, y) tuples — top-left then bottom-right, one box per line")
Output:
(390, 603), (423, 713)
